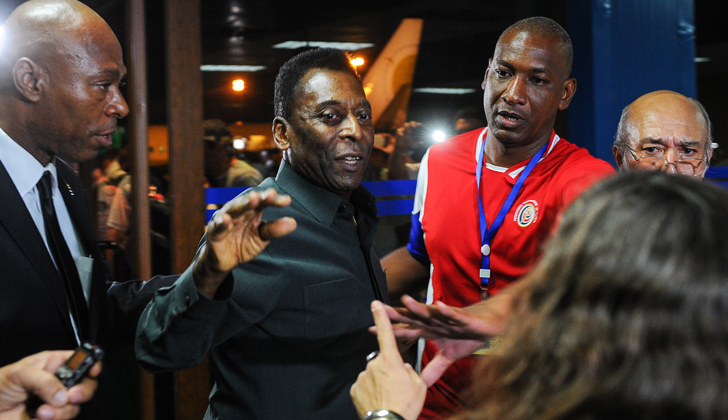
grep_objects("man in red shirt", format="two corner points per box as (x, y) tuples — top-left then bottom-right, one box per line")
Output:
(382, 16), (614, 419)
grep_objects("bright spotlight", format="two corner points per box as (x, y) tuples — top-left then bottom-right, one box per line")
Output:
(432, 130), (447, 142)
(232, 79), (245, 91)
(232, 138), (247, 150)
(350, 57), (364, 67)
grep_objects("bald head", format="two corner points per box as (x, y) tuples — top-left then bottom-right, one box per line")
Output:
(0, 0), (128, 166)
(1, 0), (114, 87)
(613, 90), (712, 177)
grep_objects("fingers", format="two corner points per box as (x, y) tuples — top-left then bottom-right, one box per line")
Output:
(208, 189), (294, 241)
(371, 301), (400, 361)
(23, 350), (73, 372)
(370, 324), (422, 341)
(36, 404), (82, 420)
(14, 356), (69, 408)
(209, 189), (290, 227)
(429, 301), (468, 326)
(400, 295), (433, 320)
(258, 217), (297, 241)
(419, 353), (453, 387)
(65, 374), (99, 405)
(225, 188), (289, 215)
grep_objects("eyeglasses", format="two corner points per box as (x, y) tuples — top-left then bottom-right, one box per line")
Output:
(625, 146), (707, 177)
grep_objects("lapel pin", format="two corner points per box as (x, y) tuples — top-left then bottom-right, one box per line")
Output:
(66, 183), (74, 196)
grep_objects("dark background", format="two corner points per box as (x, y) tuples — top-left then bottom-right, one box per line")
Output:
(1, 0), (726, 159)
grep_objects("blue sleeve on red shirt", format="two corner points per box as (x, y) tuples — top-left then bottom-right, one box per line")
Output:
(406, 212), (430, 266)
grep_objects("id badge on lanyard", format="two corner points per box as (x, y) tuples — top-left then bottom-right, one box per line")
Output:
(475, 133), (549, 300)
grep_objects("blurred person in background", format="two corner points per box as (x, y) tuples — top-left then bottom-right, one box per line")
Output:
(452, 107), (486, 135)
(203, 118), (263, 188)
(388, 121), (433, 180)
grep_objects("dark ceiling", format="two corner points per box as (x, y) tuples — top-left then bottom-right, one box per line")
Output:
(0, 0), (562, 130)
(149, 0), (557, 128)
(1, 0), (726, 139)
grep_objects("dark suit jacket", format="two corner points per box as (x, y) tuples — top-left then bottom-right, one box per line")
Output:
(0, 158), (176, 418)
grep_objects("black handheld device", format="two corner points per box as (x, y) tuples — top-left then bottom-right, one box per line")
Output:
(54, 342), (104, 388)
(26, 342), (104, 417)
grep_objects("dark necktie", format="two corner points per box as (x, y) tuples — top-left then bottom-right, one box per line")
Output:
(37, 171), (89, 341)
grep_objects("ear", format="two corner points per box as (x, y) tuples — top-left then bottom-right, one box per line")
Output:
(272, 116), (291, 151)
(558, 78), (577, 111)
(12, 58), (44, 103)
(612, 145), (624, 170)
(481, 58), (493, 90)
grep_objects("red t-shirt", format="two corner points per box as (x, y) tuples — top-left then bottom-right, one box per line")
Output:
(406, 128), (615, 419)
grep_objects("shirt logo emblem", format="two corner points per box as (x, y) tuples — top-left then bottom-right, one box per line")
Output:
(514, 200), (538, 227)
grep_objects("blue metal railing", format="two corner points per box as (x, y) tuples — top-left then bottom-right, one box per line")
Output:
(205, 180), (418, 222)
(706, 166), (728, 190)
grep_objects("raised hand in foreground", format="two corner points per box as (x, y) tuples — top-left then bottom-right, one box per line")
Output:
(351, 301), (426, 420)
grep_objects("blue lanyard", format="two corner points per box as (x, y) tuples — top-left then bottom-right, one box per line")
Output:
(475, 132), (550, 296)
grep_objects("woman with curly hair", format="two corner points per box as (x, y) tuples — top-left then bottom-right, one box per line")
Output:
(353, 171), (728, 420)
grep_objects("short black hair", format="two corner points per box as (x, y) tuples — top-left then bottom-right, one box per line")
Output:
(273, 48), (360, 119)
(500, 16), (573, 77)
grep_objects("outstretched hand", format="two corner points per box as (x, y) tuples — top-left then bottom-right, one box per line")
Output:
(387, 295), (508, 340)
(193, 188), (297, 299)
(350, 301), (426, 420)
(0, 350), (101, 420)
(376, 294), (516, 386)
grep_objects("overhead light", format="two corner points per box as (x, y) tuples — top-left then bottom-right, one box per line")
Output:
(350, 57), (364, 67)
(414, 88), (477, 95)
(272, 41), (374, 51)
(694, 57), (711, 63)
(232, 79), (245, 91)
(201, 65), (266, 72)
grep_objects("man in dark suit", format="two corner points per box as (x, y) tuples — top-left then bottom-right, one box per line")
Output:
(0, 0), (130, 373)
(0, 1), (295, 417)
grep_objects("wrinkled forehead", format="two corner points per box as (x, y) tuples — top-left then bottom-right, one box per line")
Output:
(632, 101), (707, 146)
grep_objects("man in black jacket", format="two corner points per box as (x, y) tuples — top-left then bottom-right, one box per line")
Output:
(0, 1), (293, 418)
(137, 48), (387, 420)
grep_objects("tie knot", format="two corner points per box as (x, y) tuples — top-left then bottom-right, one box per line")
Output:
(37, 171), (54, 202)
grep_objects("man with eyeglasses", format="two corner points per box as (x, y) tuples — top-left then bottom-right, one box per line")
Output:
(613, 90), (714, 177)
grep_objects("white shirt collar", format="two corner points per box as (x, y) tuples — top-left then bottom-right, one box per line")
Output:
(474, 127), (561, 178)
(0, 125), (58, 192)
